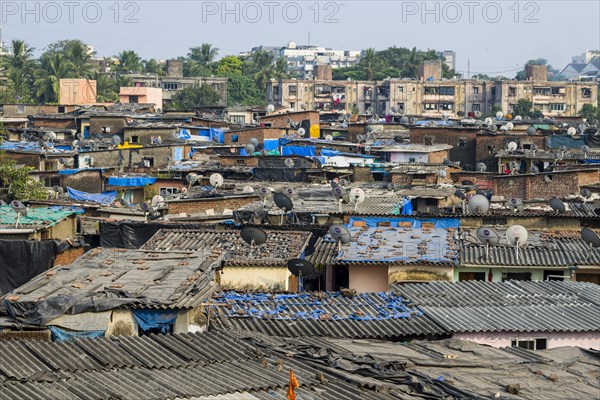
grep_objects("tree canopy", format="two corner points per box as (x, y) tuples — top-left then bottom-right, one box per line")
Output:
(170, 84), (221, 109)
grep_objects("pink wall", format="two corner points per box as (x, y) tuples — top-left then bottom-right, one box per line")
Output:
(452, 331), (600, 350)
(119, 87), (163, 109)
(349, 265), (388, 292)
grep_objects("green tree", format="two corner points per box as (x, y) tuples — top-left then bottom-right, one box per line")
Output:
(115, 50), (142, 74)
(170, 84), (220, 109)
(188, 44), (219, 65)
(512, 98), (544, 118)
(65, 41), (94, 78)
(34, 53), (71, 103)
(226, 74), (265, 106)
(515, 58), (561, 81)
(0, 39), (36, 101)
(578, 104), (600, 124)
(216, 56), (243, 76)
(359, 48), (380, 80)
(0, 151), (46, 200)
(246, 51), (276, 92)
(142, 59), (165, 75)
(91, 72), (118, 102)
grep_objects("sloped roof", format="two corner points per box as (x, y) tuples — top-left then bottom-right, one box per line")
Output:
(0, 205), (76, 231)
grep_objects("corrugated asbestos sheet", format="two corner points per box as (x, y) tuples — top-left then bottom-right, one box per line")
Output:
(392, 280), (600, 333)
(142, 229), (311, 267)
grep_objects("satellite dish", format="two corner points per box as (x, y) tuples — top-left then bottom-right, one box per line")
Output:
(387, 182), (395, 191)
(257, 187), (271, 206)
(284, 187), (297, 198)
(507, 142), (518, 151)
(507, 198), (524, 212)
(484, 117), (494, 126)
(297, 127), (306, 136)
(249, 137), (259, 147)
(244, 143), (256, 154)
(454, 190), (466, 200)
(550, 197), (566, 213)
(400, 116), (409, 124)
(339, 178), (349, 187)
(438, 169), (448, 178)
(72, 140), (80, 149)
(240, 226), (267, 257)
(476, 162), (487, 172)
(496, 111), (504, 119)
(325, 134), (333, 141)
(500, 125), (509, 132)
(526, 126), (536, 135)
(356, 134), (365, 142)
(285, 158), (295, 168)
(581, 188), (592, 198)
(10, 200), (28, 227)
(112, 135), (122, 146)
(160, 189), (170, 196)
(274, 192), (293, 211)
(332, 186), (349, 212)
(506, 122), (514, 130)
(514, 115), (523, 121)
(581, 228), (600, 249)
(209, 173), (224, 188)
(329, 224), (352, 254)
(567, 127), (577, 136)
(266, 104), (275, 112)
(242, 186), (255, 194)
(47, 131), (57, 141)
(477, 227), (500, 259)
(581, 145), (591, 156)
(186, 173), (198, 184)
(509, 161), (519, 172)
(151, 195), (165, 207)
(349, 188), (366, 212)
(287, 259), (315, 277)
(529, 165), (540, 173)
(506, 224), (528, 260)
(468, 194), (490, 214)
(140, 202), (156, 217)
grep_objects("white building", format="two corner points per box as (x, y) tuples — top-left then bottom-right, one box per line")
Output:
(572, 50), (600, 64)
(438, 50), (456, 71)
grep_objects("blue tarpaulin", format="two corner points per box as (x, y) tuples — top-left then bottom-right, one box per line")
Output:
(178, 128), (191, 140)
(58, 168), (106, 175)
(108, 176), (157, 187)
(48, 326), (105, 342)
(264, 139), (279, 151)
(401, 197), (413, 215)
(209, 128), (224, 144)
(67, 187), (117, 204)
(132, 309), (179, 333)
(173, 147), (183, 161)
(281, 146), (316, 157)
(320, 148), (340, 157)
(347, 217), (460, 229)
(549, 135), (585, 149)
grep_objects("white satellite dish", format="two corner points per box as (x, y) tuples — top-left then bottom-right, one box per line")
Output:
(506, 122), (514, 130)
(500, 125), (509, 132)
(567, 127), (577, 136)
(325, 134), (333, 141)
(507, 142), (518, 151)
(297, 127), (306, 136)
(496, 111), (504, 119)
(484, 117), (494, 126)
(151, 195), (165, 207)
(438, 169), (448, 178)
(514, 115), (522, 120)
(10, 201), (28, 228)
(47, 131), (57, 141)
(267, 104), (275, 112)
(476, 162), (487, 172)
(349, 188), (366, 212)
(209, 173), (224, 188)
(285, 158), (295, 168)
(506, 225), (528, 260)
(468, 194), (490, 214)
(242, 186), (255, 194)
(257, 187), (271, 206)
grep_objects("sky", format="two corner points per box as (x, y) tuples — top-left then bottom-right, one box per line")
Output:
(1, 0), (599, 76)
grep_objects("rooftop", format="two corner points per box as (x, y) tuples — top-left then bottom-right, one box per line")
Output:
(0, 205), (76, 231)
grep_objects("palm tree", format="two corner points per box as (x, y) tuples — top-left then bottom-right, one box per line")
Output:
(34, 53), (70, 103)
(247, 51), (275, 92)
(0, 39), (35, 100)
(142, 59), (164, 75)
(91, 72), (117, 102)
(401, 47), (419, 78)
(360, 48), (378, 80)
(115, 50), (142, 74)
(66, 42), (94, 78)
(188, 43), (218, 65)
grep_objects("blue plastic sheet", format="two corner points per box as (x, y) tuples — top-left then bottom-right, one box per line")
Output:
(178, 128), (191, 140)
(132, 309), (179, 333)
(281, 146), (316, 157)
(401, 197), (413, 215)
(549, 135), (585, 149)
(173, 147), (183, 161)
(59, 168), (106, 175)
(347, 217), (460, 229)
(264, 139), (279, 151)
(108, 176), (157, 187)
(209, 128), (225, 144)
(67, 187), (116, 204)
(321, 148), (340, 157)
(49, 326), (105, 342)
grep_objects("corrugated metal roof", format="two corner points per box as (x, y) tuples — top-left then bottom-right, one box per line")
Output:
(0, 205), (76, 230)
(2, 248), (222, 325)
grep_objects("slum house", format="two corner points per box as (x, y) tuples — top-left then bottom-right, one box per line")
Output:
(0, 246), (223, 337)
(30, 167), (112, 194)
(165, 192), (261, 217)
(258, 110), (320, 132)
(408, 125), (483, 168)
(457, 228), (600, 283)
(0, 142), (77, 172)
(0, 117), (28, 130)
(493, 168), (600, 201)
(0, 205), (78, 241)
(309, 218), (459, 292)
(370, 144), (452, 164)
(223, 126), (287, 150)
(76, 143), (191, 171)
(0, 103), (79, 117)
(389, 163), (460, 186)
(121, 124), (181, 146)
(141, 228), (312, 291)
(104, 175), (157, 204)
(5, 329), (598, 400)
(394, 280), (600, 349)
(495, 147), (600, 174)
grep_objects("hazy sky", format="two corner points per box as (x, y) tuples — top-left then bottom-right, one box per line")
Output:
(1, 0), (599, 76)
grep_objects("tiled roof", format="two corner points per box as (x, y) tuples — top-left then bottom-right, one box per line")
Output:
(1, 247), (221, 325)
(141, 228), (311, 267)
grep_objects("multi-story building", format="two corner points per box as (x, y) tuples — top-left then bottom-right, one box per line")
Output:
(250, 41), (360, 79)
(124, 59), (228, 107)
(269, 66), (597, 118)
(438, 50), (456, 70)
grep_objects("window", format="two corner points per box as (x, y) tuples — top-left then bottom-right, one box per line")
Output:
(551, 87), (565, 95)
(396, 102), (405, 111)
(159, 187), (178, 195)
(487, 145), (496, 154)
(142, 157), (154, 167)
(16, 104), (25, 113)
(58, 106), (65, 113)
(423, 136), (434, 146)
(458, 138), (467, 147)
(549, 104), (565, 111)
(459, 272), (485, 281)
(511, 338), (547, 350)
(439, 86), (455, 96)
(288, 85), (298, 96)
(423, 103), (438, 111)
(129, 95), (139, 103)
(582, 88), (592, 98)
(315, 85), (332, 96)
(130, 135), (140, 144)
(440, 103), (453, 111)
(502, 272), (531, 281)
(508, 87), (516, 96)
(273, 86), (280, 96)
(533, 87), (550, 96)
(363, 87), (373, 97)
(425, 198), (438, 206)
(397, 86), (404, 93)
(482, 217), (507, 226)
(230, 115), (245, 124)
(289, 102), (296, 109)
(44, 177), (61, 187)
(473, 86), (480, 94)
(472, 104), (481, 112)
(162, 83), (179, 90)
(409, 157), (417, 163)
(424, 87), (438, 95)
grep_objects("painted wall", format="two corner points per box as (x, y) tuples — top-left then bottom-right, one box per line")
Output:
(221, 266), (290, 291)
(454, 267), (567, 282)
(453, 331), (600, 350)
(349, 265), (388, 292)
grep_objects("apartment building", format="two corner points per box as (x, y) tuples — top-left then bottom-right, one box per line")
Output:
(269, 66), (597, 118)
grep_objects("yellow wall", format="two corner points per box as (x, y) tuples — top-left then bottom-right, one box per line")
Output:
(221, 266), (290, 291)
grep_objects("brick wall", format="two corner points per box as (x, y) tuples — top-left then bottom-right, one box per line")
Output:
(31, 118), (77, 129)
(219, 156), (260, 167)
(259, 111), (320, 129)
(224, 127), (286, 145)
(90, 116), (129, 135)
(82, 145), (190, 170)
(167, 195), (259, 215)
(475, 134), (548, 172)
(347, 123), (366, 142)
(122, 128), (179, 146)
(494, 170), (600, 200)
(429, 150), (449, 164)
(62, 170), (104, 193)
(410, 127), (478, 166)
(6, 152), (40, 168)
(54, 246), (85, 266)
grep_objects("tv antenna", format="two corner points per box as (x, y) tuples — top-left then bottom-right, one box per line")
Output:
(10, 200), (28, 228)
(549, 197), (566, 214)
(349, 187), (366, 212)
(287, 259), (315, 291)
(273, 192), (293, 225)
(476, 227), (500, 260)
(506, 225), (528, 261)
(329, 224), (352, 253)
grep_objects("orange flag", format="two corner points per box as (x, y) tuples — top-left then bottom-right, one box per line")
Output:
(287, 369), (299, 400)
